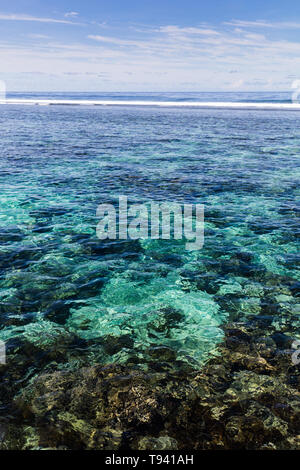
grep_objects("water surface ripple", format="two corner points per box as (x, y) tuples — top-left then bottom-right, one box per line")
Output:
(0, 104), (299, 372)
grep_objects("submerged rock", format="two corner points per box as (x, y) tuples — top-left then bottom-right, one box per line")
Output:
(99, 334), (134, 355)
(0, 319), (296, 451)
(136, 436), (178, 450)
(1, 310), (299, 451)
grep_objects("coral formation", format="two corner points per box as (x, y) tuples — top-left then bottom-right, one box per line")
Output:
(1, 320), (299, 450)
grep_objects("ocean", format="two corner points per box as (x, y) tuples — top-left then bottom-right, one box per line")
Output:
(5, 90), (297, 102)
(0, 92), (299, 449)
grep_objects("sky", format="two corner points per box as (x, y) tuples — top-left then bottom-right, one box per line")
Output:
(1, 0), (300, 92)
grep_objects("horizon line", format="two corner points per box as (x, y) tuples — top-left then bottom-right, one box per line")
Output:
(6, 90), (292, 93)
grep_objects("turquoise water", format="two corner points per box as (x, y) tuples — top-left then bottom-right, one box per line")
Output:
(0, 102), (299, 370)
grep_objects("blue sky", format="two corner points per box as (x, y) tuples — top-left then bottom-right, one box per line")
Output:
(1, 0), (300, 91)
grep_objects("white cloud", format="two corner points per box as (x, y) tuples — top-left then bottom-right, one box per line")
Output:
(225, 20), (300, 29)
(2, 18), (300, 91)
(159, 25), (221, 35)
(230, 79), (245, 89)
(27, 34), (51, 39)
(0, 13), (78, 24)
(64, 12), (79, 18)
(88, 35), (147, 47)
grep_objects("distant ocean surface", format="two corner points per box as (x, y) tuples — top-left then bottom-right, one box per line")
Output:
(0, 94), (299, 373)
(6, 90), (296, 103)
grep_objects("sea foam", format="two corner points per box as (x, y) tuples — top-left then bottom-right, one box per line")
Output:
(2, 98), (300, 109)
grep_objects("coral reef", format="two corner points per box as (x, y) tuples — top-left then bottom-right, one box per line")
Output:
(1, 320), (299, 450)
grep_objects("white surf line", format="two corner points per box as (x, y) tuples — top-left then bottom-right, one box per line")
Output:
(1, 99), (300, 109)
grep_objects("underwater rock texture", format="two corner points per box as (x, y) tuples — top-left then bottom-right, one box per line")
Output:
(1, 321), (299, 450)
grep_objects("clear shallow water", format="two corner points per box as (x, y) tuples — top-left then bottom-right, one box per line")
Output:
(0, 103), (299, 370)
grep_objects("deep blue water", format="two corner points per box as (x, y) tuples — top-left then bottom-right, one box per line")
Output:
(0, 100), (299, 370)
(7, 91), (294, 103)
